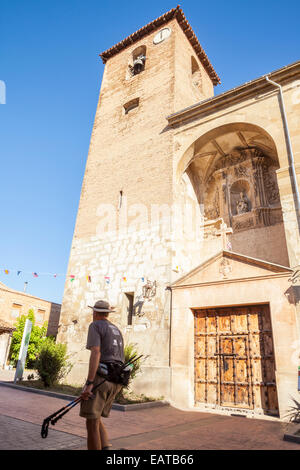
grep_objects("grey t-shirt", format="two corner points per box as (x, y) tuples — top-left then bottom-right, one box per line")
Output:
(86, 319), (124, 364)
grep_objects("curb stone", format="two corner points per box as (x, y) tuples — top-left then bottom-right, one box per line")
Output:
(0, 381), (77, 401)
(113, 400), (170, 411)
(0, 381), (169, 411)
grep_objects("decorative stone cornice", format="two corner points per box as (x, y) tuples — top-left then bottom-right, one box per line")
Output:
(167, 60), (300, 127)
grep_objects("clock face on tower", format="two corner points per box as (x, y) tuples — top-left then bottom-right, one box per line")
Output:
(153, 27), (171, 45)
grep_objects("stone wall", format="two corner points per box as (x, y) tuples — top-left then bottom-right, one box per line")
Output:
(0, 332), (11, 368)
(57, 18), (216, 389)
(0, 283), (61, 332)
(57, 14), (300, 413)
(171, 261), (298, 419)
(173, 74), (300, 269)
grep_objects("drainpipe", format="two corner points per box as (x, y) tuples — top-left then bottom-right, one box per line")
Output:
(165, 286), (173, 400)
(266, 76), (300, 234)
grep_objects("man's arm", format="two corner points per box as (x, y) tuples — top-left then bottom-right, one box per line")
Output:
(80, 345), (101, 400)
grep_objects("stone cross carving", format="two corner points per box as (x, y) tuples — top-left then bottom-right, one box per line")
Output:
(216, 219), (233, 250)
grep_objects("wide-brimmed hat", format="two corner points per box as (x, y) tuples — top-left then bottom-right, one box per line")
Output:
(88, 300), (115, 313)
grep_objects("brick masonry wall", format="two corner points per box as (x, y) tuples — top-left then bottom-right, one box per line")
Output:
(57, 18), (216, 390)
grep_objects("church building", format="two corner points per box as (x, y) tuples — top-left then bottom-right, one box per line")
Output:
(57, 7), (300, 419)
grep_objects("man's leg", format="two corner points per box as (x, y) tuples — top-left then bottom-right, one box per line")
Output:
(86, 418), (101, 450)
(99, 418), (110, 449)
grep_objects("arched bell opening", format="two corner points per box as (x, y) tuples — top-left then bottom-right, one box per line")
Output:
(127, 45), (147, 78)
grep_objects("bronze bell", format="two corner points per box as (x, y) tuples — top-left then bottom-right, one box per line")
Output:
(133, 58), (144, 74)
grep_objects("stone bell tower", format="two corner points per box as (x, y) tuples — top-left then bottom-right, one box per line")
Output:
(57, 7), (220, 393)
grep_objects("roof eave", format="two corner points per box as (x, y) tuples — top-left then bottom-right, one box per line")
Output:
(167, 60), (300, 127)
(99, 6), (220, 86)
(169, 249), (293, 289)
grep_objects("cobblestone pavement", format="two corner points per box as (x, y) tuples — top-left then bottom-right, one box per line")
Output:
(1, 384), (300, 450)
(0, 415), (86, 450)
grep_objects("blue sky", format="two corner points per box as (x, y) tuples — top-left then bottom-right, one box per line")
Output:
(1, 0), (299, 304)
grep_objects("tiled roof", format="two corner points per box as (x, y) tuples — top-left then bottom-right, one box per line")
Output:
(99, 6), (220, 86)
(0, 318), (15, 332)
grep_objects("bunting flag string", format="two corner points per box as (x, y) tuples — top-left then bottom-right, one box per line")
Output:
(0, 266), (156, 286)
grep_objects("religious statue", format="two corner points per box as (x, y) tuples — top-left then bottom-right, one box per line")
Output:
(236, 192), (249, 214)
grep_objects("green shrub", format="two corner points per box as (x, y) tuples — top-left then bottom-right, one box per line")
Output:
(9, 309), (47, 368)
(35, 337), (72, 387)
(124, 343), (142, 385)
(116, 343), (142, 401)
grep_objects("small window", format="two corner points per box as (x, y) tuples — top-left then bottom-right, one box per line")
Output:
(11, 303), (22, 318)
(191, 56), (199, 75)
(118, 190), (123, 210)
(36, 309), (46, 323)
(124, 293), (134, 325)
(191, 56), (202, 93)
(124, 98), (139, 115)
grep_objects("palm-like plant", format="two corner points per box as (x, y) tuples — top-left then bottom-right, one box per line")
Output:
(286, 398), (300, 424)
(116, 343), (143, 402)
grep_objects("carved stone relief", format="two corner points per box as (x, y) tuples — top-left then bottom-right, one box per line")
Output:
(263, 165), (280, 205)
(202, 148), (282, 233)
(205, 185), (220, 221)
(219, 258), (232, 279)
(236, 192), (249, 214)
(234, 165), (248, 178)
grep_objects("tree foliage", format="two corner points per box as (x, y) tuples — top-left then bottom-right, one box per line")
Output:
(9, 309), (48, 368)
(35, 337), (72, 387)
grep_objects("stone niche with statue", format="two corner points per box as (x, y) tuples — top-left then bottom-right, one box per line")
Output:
(204, 148), (283, 233)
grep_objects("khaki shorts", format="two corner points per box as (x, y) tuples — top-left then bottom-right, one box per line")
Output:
(79, 375), (122, 420)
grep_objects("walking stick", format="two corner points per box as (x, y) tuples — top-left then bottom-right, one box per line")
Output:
(41, 354), (143, 438)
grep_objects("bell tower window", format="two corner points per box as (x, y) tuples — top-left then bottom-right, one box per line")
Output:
(128, 46), (146, 77)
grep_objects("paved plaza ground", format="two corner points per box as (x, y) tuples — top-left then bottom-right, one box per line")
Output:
(0, 378), (299, 451)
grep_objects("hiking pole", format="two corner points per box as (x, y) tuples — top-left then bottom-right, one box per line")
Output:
(41, 396), (82, 438)
(41, 354), (143, 438)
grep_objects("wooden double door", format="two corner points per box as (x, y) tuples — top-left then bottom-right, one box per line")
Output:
(194, 304), (279, 415)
